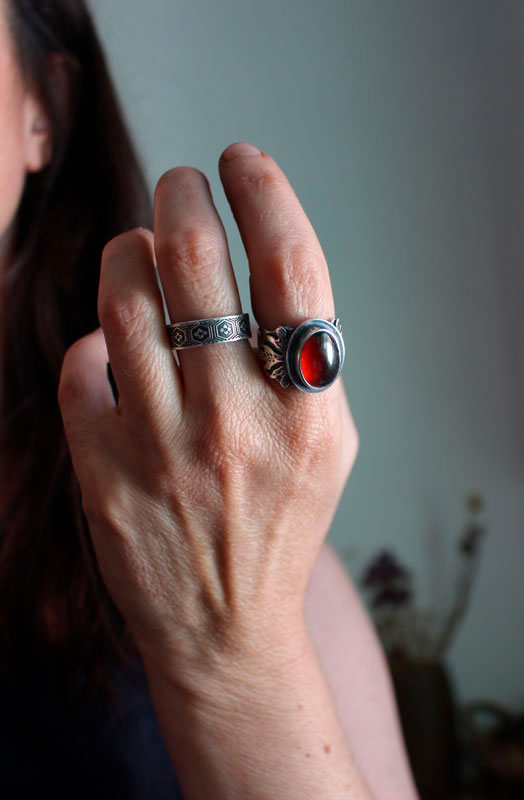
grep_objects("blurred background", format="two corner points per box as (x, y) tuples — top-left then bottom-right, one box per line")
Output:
(88, 1), (524, 796)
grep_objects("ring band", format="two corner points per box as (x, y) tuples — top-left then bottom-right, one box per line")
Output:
(167, 313), (251, 350)
(258, 318), (345, 392)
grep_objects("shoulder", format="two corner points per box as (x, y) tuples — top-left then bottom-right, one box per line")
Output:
(304, 542), (419, 800)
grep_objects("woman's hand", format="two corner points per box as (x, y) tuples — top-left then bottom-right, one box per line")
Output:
(57, 142), (359, 692)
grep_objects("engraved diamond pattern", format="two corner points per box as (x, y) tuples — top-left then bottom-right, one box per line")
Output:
(192, 325), (210, 344)
(217, 321), (234, 339)
(167, 314), (251, 350)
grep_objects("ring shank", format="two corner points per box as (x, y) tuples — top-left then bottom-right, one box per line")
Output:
(167, 313), (251, 350)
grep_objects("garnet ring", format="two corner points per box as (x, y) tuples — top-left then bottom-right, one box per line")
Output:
(257, 318), (345, 393)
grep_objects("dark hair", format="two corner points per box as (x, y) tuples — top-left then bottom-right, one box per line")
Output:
(0, 0), (153, 707)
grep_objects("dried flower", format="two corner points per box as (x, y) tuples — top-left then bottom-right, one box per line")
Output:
(372, 585), (412, 609)
(361, 551), (410, 589)
(467, 493), (484, 514)
(459, 523), (484, 557)
(358, 492), (487, 662)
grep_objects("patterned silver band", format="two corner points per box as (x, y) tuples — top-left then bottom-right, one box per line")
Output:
(257, 317), (344, 393)
(166, 313), (251, 350)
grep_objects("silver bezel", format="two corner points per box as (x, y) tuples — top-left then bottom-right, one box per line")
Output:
(285, 318), (345, 393)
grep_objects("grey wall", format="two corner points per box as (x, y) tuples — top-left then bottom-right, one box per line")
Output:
(88, 0), (524, 708)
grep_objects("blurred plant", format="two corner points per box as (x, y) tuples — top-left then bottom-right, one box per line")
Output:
(359, 493), (486, 662)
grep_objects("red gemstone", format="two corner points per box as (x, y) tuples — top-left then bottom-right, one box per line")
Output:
(299, 332), (339, 387)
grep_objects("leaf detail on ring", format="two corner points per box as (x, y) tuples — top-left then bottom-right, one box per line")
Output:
(258, 325), (293, 388)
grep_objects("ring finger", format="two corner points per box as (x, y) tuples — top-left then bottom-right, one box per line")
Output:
(153, 167), (257, 400)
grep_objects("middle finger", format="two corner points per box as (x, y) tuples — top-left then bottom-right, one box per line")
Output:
(218, 142), (335, 333)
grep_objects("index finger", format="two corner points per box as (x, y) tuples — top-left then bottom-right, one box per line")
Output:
(218, 143), (335, 331)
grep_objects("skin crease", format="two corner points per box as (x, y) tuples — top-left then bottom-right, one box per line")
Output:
(1, 2), (418, 796)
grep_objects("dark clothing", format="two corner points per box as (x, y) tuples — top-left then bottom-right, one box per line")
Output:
(0, 653), (184, 799)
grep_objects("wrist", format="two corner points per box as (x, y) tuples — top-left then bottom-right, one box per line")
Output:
(140, 619), (312, 712)
(140, 623), (372, 800)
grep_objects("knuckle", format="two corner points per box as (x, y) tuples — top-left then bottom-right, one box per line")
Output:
(217, 419), (261, 470)
(79, 469), (138, 532)
(193, 400), (261, 476)
(98, 228), (155, 329)
(265, 240), (325, 310)
(98, 291), (153, 341)
(207, 432), (261, 498)
(81, 490), (130, 541)
(57, 372), (80, 409)
(285, 401), (341, 465)
(57, 341), (85, 404)
(157, 226), (221, 283)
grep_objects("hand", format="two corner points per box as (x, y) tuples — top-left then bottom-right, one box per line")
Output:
(57, 142), (359, 690)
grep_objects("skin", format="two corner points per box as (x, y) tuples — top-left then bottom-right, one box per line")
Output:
(0, 0), (52, 272)
(58, 153), (359, 659)
(58, 149), (371, 800)
(57, 154), (418, 800)
(1, 1), (418, 796)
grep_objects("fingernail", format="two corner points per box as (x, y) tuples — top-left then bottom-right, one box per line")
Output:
(221, 141), (261, 161)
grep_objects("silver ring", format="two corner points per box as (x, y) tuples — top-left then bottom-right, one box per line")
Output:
(167, 313), (251, 350)
(257, 318), (345, 393)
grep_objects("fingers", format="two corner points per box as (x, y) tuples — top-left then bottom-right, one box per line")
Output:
(97, 228), (184, 434)
(58, 327), (120, 488)
(96, 146), (339, 428)
(218, 143), (335, 331)
(153, 167), (256, 399)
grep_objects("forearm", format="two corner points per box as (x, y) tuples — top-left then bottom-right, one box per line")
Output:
(141, 628), (374, 800)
